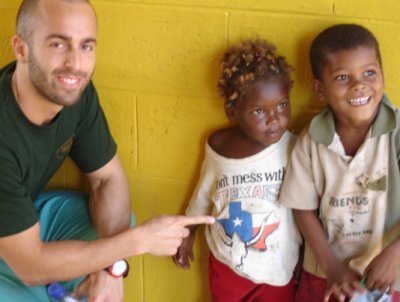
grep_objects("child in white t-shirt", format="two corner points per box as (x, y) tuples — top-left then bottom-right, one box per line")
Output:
(172, 39), (301, 302)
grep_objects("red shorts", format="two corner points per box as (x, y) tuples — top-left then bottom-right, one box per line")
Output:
(209, 253), (296, 302)
(296, 269), (400, 302)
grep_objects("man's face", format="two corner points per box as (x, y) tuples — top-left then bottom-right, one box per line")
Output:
(26, 0), (97, 107)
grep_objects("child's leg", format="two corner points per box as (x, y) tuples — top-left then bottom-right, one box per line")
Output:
(254, 277), (296, 302)
(209, 253), (295, 302)
(391, 291), (400, 302)
(295, 269), (335, 302)
(209, 253), (257, 302)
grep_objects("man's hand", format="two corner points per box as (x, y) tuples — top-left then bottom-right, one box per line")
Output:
(72, 270), (123, 302)
(137, 215), (214, 256)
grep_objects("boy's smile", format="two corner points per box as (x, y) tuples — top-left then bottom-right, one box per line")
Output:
(313, 45), (384, 130)
(347, 96), (370, 106)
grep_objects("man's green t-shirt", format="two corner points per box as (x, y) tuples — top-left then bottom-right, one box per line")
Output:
(0, 62), (117, 237)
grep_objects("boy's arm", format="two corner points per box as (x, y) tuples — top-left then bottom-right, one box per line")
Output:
(294, 209), (364, 301)
(363, 236), (400, 294)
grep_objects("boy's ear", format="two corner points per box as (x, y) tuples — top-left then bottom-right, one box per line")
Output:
(11, 35), (29, 64)
(312, 79), (326, 102)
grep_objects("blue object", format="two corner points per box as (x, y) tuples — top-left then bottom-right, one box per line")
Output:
(350, 277), (392, 302)
(47, 282), (66, 300)
(47, 282), (80, 302)
(349, 289), (391, 302)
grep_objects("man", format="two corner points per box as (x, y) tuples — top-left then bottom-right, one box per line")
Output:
(0, 0), (214, 301)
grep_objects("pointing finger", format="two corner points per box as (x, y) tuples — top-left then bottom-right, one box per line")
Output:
(177, 215), (215, 227)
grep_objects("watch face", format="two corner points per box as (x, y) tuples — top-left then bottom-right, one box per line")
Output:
(111, 260), (128, 276)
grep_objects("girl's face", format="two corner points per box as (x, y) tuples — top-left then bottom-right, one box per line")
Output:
(229, 78), (291, 147)
(313, 45), (384, 129)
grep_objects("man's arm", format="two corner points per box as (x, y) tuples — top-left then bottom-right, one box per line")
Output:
(0, 213), (214, 286)
(79, 154), (131, 300)
(0, 222), (135, 286)
(85, 154), (131, 238)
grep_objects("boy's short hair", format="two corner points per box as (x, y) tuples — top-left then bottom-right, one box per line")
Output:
(310, 23), (382, 80)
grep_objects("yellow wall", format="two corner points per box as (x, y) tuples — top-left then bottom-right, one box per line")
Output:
(1, 0), (400, 301)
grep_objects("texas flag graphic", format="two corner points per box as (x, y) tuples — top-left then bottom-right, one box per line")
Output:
(218, 202), (280, 250)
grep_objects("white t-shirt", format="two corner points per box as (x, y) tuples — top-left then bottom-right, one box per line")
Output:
(186, 131), (301, 285)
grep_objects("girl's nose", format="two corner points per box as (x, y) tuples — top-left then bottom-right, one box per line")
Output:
(265, 110), (278, 124)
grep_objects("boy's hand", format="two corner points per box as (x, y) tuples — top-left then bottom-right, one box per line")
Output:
(324, 260), (364, 302)
(172, 230), (196, 269)
(363, 243), (400, 294)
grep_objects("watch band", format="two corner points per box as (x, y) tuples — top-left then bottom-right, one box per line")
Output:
(105, 259), (130, 278)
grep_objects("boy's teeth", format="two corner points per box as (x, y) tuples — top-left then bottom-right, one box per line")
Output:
(347, 97), (369, 105)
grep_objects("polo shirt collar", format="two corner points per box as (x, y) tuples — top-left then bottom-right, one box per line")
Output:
(308, 94), (397, 145)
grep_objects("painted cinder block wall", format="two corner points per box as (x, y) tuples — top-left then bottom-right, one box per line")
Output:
(1, 0), (400, 301)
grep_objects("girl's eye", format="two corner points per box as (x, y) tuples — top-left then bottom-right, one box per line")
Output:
(364, 69), (376, 77)
(277, 102), (288, 112)
(252, 108), (264, 115)
(335, 74), (349, 81)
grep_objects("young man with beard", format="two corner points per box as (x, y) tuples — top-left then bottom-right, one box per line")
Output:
(0, 0), (214, 301)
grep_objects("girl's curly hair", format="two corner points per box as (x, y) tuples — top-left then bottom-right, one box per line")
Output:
(217, 39), (293, 107)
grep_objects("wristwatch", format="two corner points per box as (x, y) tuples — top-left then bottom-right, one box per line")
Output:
(105, 259), (130, 278)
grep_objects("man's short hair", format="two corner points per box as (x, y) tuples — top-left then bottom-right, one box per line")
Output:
(309, 23), (382, 80)
(16, 0), (92, 44)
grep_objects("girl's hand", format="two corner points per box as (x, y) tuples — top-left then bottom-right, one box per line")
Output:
(172, 230), (196, 270)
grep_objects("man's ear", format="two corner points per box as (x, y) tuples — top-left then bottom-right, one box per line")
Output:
(11, 35), (29, 63)
(312, 78), (326, 102)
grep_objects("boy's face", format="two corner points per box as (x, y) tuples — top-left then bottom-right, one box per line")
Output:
(228, 78), (291, 147)
(313, 46), (384, 129)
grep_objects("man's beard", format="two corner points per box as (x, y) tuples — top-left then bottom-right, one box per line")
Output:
(28, 51), (92, 107)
